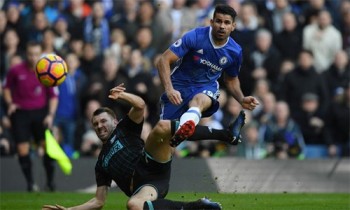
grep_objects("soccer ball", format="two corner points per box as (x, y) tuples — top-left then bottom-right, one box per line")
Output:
(35, 54), (68, 87)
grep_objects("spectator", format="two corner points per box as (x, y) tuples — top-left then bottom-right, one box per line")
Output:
(124, 49), (159, 123)
(109, 0), (138, 44)
(135, 0), (164, 52)
(254, 92), (276, 126)
(322, 50), (350, 101)
(264, 101), (306, 159)
(79, 42), (103, 78)
(281, 49), (329, 118)
(243, 28), (282, 95)
(326, 85), (350, 157)
(303, 9), (342, 73)
(339, 0), (350, 55)
(61, 0), (91, 40)
(274, 58), (295, 99)
(75, 99), (101, 157)
(0, 10), (7, 49)
(83, 1), (110, 56)
(4, 2), (22, 37)
(104, 27), (126, 63)
(68, 37), (84, 58)
(41, 28), (58, 55)
(300, 0), (328, 26)
(251, 79), (271, 118)
(20, 0), (59, 26)
(237, 121), (266, 160)
(53, 53), (87, 158)
(96, 55), (130, 117)
(231, 1), (259, 56)
(261, 0), (293, 34)
(1, 29), (24, 80)
(132, 26), (157, 63)
(294, 93), (332, 158)
(274, 12), (302, 62)
(25, 11), (49, 44)
(156, 0), (197, 51)
(52, 15), (71, 56)
(192, 0), (214, 26)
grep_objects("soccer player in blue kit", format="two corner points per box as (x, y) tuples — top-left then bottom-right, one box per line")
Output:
(157, 4), (259, 146)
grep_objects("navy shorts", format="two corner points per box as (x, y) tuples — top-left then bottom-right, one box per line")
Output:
(160, 84), (220, 120)
(10, 108), (47, 143)
(132, 152), (171, 199)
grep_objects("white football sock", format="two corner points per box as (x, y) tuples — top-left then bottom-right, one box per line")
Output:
(178, 107), (202, 129)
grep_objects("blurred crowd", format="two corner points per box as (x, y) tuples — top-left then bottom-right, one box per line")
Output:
(0, 0), (349, 160)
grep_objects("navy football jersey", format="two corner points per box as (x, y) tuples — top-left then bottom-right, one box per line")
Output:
(94, 116), (144, 196)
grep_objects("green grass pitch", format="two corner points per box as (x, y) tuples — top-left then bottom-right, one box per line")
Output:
(0, 192), (349, 210)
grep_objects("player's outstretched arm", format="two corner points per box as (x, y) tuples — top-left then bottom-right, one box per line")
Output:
(224, 75), (259, 111)
(108, 83), (145, 124)
(42, 186), (108, 210)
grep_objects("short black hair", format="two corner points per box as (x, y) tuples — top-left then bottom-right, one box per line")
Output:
(213, 4), (237, 21)
(92, 107), (116, 119)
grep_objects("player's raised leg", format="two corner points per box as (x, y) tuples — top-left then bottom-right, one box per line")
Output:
(171, 93), (212, 147)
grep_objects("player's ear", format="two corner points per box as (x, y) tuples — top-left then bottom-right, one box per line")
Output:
(231, 22), (236, 32)
(210, 18), (214, 26)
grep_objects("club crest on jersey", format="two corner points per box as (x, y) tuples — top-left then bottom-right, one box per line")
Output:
(219, 57), (228, 65)
(173, 39), (182, 47)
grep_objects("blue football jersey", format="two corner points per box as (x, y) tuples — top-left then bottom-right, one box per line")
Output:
(169, 26), (242, 87)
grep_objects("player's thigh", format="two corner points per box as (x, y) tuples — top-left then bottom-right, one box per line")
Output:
(189, 93), (213, 110)
(145, 120), (173, 162)
(127, 185), (158, 210)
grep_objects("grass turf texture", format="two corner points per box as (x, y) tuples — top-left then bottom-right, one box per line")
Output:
(0, 192), (349, 210)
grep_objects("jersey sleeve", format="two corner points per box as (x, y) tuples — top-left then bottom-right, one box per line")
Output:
(118, 116), (143, 137)
(95, 166), (112, 187)
(225, 49), (243, 77)
(169, 29), (197, 58)
(46, 86), (59, 98)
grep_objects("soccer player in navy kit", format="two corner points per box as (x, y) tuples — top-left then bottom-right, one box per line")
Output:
(157, 4), (259, 146)
(42, 83), (230, 210)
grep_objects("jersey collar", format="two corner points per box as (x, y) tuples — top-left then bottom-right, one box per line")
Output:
(209, 26), (229, 49)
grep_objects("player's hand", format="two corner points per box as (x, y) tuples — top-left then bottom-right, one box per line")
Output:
(7, 103), (18, 116)
(241, 96), (259, 111)
(42, 204), (67, 210)
(43, 114), (54, 129)
(166, 89), (182, 105)
(109, 83), (126, 100)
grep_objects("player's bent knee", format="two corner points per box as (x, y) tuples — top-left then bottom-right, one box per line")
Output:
(127, 198), (145, 210)
(154, 120), (171, 135)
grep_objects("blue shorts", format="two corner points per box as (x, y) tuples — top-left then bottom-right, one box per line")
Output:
(160, 83), (220, 120)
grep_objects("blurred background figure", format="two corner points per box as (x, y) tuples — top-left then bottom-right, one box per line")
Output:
(53, 53), (87, 158)
(237, 121), (266, 160)
(303, 9), (342, 73)
(281, 49), (329, 119)
(326, 84), (350, 157)
(75, 99), (101, 157)
(294, 93), (331, 158)
(322, 50), (350, 102)
(83, 1), (110, 56)
(263, 101), (305, 159)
